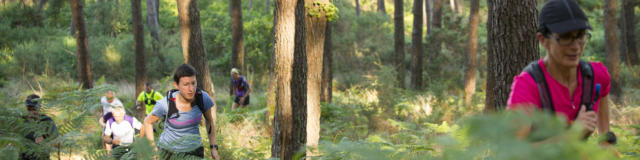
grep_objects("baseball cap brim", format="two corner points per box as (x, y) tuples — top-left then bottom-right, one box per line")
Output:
(546, 19), (592, 34)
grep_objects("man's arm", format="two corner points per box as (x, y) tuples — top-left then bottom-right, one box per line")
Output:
(597, 96), (610, 134)
(203, 104), (219, 159)
(143, 114), (159, 145)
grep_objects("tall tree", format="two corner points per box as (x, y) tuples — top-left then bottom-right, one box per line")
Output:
(621, 0), (638, 65)
(377, 0), (386, 14)
(485, 0), (538, 111)
(321, 21), (333, 102)
(230, 0), (245, 95)
(463, 0), (479, 106)
(177, 0), (216, 111)
(271, 0), (306, 159)
(355, 0), (360, 16)
(394, 0), (405, 88)
(146, 0), (166, 74)
(410, 0), (424, 89)
(231, 0), (245, 72)
(305, 0), (328, 157)
(605, 0), (622, 103)
(71, 0), (93, 89)
(132, 0), (146, 119)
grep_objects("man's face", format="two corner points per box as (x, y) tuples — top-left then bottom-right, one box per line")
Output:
(106, 91), (114, 103)
(113, 109), (124, 123)
(174, 76), (197, 102)
(231, 73), (239, 80)
(541, 30), (588, 68)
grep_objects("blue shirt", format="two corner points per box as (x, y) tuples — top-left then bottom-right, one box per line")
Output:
(151, 91), (214, 152)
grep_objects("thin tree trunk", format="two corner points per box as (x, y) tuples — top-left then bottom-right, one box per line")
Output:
(147, 0), (165, 74)
(605, 0), (622, 103)
(37, 0), (47, 13)
(271, 0), (301, 159)
(355, 0), (360, 16)
(394, 0), (405, 88)
(230, 0), (245, 95)
(377, 0), (386, 14)
(132, 0), (147, 119)
(485, 0), (538, 111)
(410, 0), (423, 90)
(464, 0), (478, 106)
(621, 0), (638, 65)
(425, 0), (431, 34)
(305, 0), (328, 157)
(71, 0), (92, 89)
(231, 0), (245, 71)
(290, 0), (307, 158)
(320, 21), (333, 103)
(177, 0), (216, 117)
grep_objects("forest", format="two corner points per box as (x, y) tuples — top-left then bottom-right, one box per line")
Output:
(1, 0), (640, 159)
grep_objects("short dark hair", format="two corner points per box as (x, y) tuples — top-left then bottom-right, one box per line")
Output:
(25, 94), (40, 108)
(173, 64), (197, 83)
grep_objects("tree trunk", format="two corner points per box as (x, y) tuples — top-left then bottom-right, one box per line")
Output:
(410, 0), (423, 90)
(394, 0), (405, 88)
(449, 0), (455, 20)
(147, 0), (166, 75)
(605, 0), (622, 103)
(485, 0), (539, 111)
(463, 0), (478, 106)
(132, 0), (147, 119)
(355, 0), (360, 16)
(305, 0), (328, 157)
(231, 0), (245, 72)
(321, 21), (333, 102)
(37, 0), (47, 13)
(230, 0), (245, 95)
(621, 0), (638, 65)
(425, 0), (431, 34)
(271, 0), (305, 159)
(70, 0), (93, 89)
(177, 0), (216, 115)
(377, 0), (386, 14)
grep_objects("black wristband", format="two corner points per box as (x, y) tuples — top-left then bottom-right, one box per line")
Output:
(210, 144), (218, 150)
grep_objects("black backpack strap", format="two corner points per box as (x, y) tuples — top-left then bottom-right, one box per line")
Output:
(166, 89), (179, 123)
(579, 60), (594, 111)
(524, 61), (555, 114)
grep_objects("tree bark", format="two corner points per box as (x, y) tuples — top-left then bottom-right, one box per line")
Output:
(305, 0), (328, 157)
(321, 21), (333, 102)
(605, 0), (622, 103)
(621, 0), (638, 65)
(377, 0), (386, 14)
(410, 0), (423, 90)
(394, 0), (405, 88)
(463, 0), (478, 106)
(132, 0), (147, 119)
(485, 0), (539, 111)
(271, 0), (305, 159)
(355, 0), (360, 16)
(231, 0), (245, 72)
(177, 0), (216, 115)
(230, 0), (245, 95)
(147, 0), (166, 74)
(71, 0), (93, 89)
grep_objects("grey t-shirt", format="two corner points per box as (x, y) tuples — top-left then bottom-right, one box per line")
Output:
(151, 91), (214, 152)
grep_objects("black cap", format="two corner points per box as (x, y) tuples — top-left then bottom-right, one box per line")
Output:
(539, 0), (592, 34)
(25, 94), (40, 108)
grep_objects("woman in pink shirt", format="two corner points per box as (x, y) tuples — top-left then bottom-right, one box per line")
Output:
(507, 0), (613, 143)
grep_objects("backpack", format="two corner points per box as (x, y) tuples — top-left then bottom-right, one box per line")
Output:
(107, 115), (135, 130)
(523, 60), (594, 120)
(143, 91), (157, 105)
(165, 88), (211, 134)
